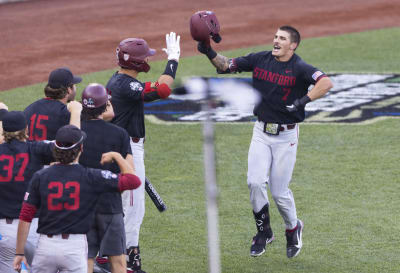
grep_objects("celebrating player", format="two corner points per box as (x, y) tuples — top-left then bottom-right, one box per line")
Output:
(24, 67), (82, 140)
(106, 32), (180, 273)
(0, 104), (82, 273)
(13, 124), (141, 273)
(0, 111), (53, 273)
(79, 83), (133, 273)
(193, 18), (333, 258)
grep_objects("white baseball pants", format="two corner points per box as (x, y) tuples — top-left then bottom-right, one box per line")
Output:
(247, 121), (299, 229)
(31, 234), (87, 273)
(122, 138), (145, 247)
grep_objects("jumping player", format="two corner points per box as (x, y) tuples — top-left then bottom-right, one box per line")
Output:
(79, 83), (133, 273)
(13, 124), (141, 273)
(106, 32), (180, 273)
(196, 25), (333, 258)
(24, 67), (82, 140)
(0, 105), (82, 273)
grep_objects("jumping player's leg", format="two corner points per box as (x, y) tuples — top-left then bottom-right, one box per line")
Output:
(123, 138), (146, 271)
(247, 121), (274, 257)
(269, 126), (299, 230)
(247, 122), (272, 212)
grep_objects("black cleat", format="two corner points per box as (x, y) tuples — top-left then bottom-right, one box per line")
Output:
(250, 232), (275, 257)
(285, 220), (304, 258)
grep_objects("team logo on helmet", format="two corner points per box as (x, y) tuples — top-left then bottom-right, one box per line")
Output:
(83, 98), (96, 108)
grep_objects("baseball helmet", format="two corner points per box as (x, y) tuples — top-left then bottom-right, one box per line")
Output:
(190, 11), (221, 45)
(81, 83), (108, 108)
(116, 38), (156, 73)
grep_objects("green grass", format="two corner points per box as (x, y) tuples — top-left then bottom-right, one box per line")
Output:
(1, 28), (400, 272)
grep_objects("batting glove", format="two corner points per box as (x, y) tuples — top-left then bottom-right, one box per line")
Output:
(162, 32), (180, 61)
(286, 95), (311, 112)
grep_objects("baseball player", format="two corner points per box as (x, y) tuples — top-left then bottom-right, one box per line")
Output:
(24, 67), (82, 140)
(79, 83), (133, 273)
(106, 32), (180, 273)
(13, 124), (142, 273)
(0, 102), (9, 144)
(194, 20), (333, 258)
(0, 105), (82, 273)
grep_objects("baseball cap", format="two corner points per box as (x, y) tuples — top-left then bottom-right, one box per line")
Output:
(55, 125), (87, 150)
(48, 67), (82, 89)
(1, 111), (27, 132)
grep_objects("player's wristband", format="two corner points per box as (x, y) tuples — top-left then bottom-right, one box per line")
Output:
(205, 47), (217, 60)
(15, 254), (25, 256)
(163, 60), (178, 79)
(299, 95), (311, 106)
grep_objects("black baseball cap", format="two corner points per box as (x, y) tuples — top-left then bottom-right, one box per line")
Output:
(55, 125), (87, 150)
(48, 67), (82, 89)
(1, 111), (27, 132)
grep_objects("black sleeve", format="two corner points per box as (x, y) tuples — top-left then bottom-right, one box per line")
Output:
(0, 109), (8, 120)
(298, 60), (326, 85)
(25, 173), (41, 208)
(33, 141), (54, 165)
(86, 168), (120, 193)
(233, 53), (257, 72)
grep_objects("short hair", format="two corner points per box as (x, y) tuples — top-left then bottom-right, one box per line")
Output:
(3, 129), (28, 143)
(52, 144), (81, 164)
(81, 103), (107, 120)
(279, 25), (301, 49)
(44, 84), (71, 100)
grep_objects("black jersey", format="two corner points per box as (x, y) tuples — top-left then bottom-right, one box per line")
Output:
(106, 72), (145, 138)
(0, 140), (53, 219)
(24, 98), (70, 141)
(79, 119), (132, 214)
(234, 51), (326, 123)
(24, 164), (120, 235)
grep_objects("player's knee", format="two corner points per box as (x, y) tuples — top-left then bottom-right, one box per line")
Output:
(247, 176), (265, 190)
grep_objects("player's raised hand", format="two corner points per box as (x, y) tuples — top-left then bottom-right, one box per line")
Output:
(67, 101), (83, 113)
(101, 151), (122, 164)
(162, 32), (180, 61)
(0, 102), (8, 110)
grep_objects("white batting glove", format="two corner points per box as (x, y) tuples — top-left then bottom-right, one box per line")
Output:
(162, 32), (180, 61)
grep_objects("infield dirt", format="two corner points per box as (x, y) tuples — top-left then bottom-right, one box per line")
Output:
(0, 0), (399, 91)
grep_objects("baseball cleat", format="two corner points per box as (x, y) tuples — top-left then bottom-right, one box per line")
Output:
(285, 219), (304, 258)
(127, 269), (146, 273)
(250, 232), (275, 257)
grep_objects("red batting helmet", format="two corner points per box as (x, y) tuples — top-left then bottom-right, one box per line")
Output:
(190, 11), (221, 45)
(81, 83), (108, 108)
(116, 38), (156, 73)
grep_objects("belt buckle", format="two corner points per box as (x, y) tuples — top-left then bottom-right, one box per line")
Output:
(6, 218), (13, 224)
(131, 137), (140, 143)
(263, 123), (281, 135)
